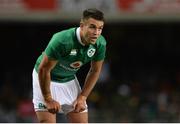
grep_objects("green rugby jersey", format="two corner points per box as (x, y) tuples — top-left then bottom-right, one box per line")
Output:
(35, 27), (106, 83)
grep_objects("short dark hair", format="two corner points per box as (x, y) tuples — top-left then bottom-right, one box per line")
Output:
(82, 8), (105, 22)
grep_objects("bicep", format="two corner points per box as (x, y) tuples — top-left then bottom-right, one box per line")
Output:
(39, 53), (58, 72)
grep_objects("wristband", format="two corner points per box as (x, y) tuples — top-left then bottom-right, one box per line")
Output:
(44, 94), (53, 101)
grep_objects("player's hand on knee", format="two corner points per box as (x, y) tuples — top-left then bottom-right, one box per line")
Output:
(45, 99), (61, 114)
(74, 103), (85, 113)
(73, 94), (87, 113)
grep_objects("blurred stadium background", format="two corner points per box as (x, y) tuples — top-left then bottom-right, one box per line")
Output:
(1, 0), (180, 122)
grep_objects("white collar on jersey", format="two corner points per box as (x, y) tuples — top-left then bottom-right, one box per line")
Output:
(76, 27), (85, 46)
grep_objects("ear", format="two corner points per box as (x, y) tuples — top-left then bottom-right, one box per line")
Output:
(80, 23), (83, 28)
(80, 19), (84, 28)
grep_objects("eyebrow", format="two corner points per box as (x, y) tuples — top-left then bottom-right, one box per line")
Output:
(89, 23), (104, 28)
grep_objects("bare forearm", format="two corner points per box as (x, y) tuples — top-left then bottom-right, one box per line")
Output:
(38, 68), (52, 101)
(81, 69), (100, 98)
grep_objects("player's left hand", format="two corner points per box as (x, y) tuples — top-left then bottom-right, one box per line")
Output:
(73, 94), (87, 113)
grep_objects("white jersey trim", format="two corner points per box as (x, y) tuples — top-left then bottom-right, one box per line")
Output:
(76, 27), (85, 46)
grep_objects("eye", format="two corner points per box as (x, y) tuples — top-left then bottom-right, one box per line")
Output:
(98, 27), (103, 31)
(89, 25), (96, 29)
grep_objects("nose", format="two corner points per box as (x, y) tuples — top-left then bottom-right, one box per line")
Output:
(94, 29), (100, 35)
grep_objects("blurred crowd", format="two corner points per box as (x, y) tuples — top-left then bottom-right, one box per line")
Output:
(87, 62), (180, 122)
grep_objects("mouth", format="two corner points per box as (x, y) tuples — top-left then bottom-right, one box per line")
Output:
(90, 37), (98, 41)
(85, 37), (98, 45)
(91, 36), (97, 39)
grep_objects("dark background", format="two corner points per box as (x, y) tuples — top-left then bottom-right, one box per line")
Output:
(0, 21), (180, 122)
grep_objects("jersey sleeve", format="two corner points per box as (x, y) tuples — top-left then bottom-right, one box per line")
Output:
(44, 33), (66, 60)
(93, 38), (107, 61)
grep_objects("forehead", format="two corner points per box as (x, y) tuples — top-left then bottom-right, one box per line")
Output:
(84, 18), (104, 27)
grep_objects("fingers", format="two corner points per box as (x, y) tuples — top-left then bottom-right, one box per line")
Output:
(46, 100), (61, 114)
(73, 97), (86, 113)
(48, 108), (56, 114)
(74, 104), (86, 113)
(75, 107), (85, 113)
(72, 100), (77, 109)
(48, 106), (60, 114)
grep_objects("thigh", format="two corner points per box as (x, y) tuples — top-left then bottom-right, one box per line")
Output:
(67, 111), (88, 123)
(36, 111), (56, 123)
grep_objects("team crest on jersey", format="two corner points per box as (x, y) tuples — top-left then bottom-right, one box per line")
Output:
(70, 61), (83, 69)
(69, 49), (77, 56)
(87, 48), (96, 57)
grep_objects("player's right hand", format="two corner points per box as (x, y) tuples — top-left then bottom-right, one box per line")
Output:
(45, 99), (61, 114)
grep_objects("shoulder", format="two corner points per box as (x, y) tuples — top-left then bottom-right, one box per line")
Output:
(51, 27), (76, 46)
(53, 27), (76, 41)
(96, 35), (107, 46)
(46, 28), (77, 57)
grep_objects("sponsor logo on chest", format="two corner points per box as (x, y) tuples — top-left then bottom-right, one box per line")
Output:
(70, 61), (83, 69)
(67, 47), (95, 70)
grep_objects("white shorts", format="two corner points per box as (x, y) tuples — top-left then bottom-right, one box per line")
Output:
(32, 69), (88, 115)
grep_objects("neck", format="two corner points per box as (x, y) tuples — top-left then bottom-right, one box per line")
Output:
(81, 37), (89, 46)
(80, 30), (89, 46)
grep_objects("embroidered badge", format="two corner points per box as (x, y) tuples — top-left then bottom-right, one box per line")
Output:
(87, 48), (96, 57)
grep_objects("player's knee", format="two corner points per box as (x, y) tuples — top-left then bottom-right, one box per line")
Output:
(67, 112), (88, 123)
(36, 111), (56, 123)
(39, 118), (55, 123)
(39, 119), (46, 123)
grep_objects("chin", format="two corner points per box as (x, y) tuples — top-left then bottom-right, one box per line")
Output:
(90, 42), (96, 45)
(90, 40), (96, 44)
